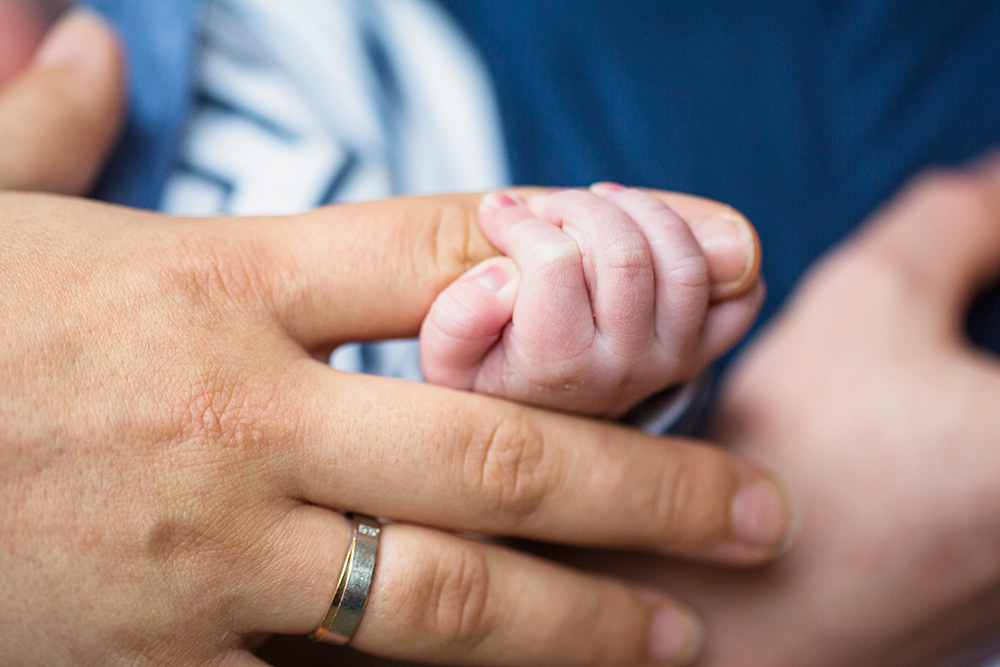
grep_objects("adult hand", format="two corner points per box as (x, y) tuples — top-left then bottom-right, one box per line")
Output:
(0, 13), (796, 667)
(601, 158), (1000, 666)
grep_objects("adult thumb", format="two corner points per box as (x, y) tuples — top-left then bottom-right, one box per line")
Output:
(848, 156), (1000, 323)
(0, 9), (126, 194)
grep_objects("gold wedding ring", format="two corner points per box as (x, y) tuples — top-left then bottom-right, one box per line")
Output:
(310, 514), (381, 645)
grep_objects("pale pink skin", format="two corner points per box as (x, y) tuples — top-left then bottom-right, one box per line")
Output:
(420, 185), (763, 417)
(0, 0), (62, 88)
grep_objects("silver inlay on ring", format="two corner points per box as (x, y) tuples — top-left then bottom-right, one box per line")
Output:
(311, 514), (381, 645)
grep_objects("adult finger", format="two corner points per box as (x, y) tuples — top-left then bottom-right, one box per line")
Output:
(0, 9), (126, 194)
(265, 513), (705, 666)
(847, 158), (1000, 320)
(240, 190), (761, 348)
(695, 281), (767, 367)
(286, 366), (797, 566)
(664, 192), (762, 302)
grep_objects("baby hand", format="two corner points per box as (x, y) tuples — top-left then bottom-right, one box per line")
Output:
(419, 185), (763, 417)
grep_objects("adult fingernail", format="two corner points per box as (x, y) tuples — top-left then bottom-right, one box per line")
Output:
(691, 211), (757, 291)
(730, 477), (799, 550)
(649, 606), (705, 665)
(481, 191), (523, 211)
(33, 8), (111, 70)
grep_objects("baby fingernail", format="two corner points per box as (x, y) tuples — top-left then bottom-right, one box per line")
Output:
(590, 181), (627, 195)
(730, 477), (799, 550)
(474, 263), (512, 291)
(649, 606), (705, 665)
(692, 211), (757, 290)
(481, 192), (522, 211)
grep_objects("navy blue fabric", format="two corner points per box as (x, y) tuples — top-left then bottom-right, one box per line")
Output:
(85, 0), (202, 210)
(86, 0), (1000, 349)
(441, 0), (1000, 351)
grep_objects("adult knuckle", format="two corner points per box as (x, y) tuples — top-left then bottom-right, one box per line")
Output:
(143, 509), (245, 595)
(830, 170), (975, 293)
(415, 544), (494, 649)
(429, 201), (490, 285)
(646, 453), (725, 547)
(165, 232), (275, 312)
(142, 507), (214, 564)
(175, 367), (250, 444)
(648, 456), (698, 544)
(169, 362), (292, 463)
(135, 464), (278, 637)
(465, 415), (550, 522)
(139, 477), (280, 617)
(849, 169), (1000, 303)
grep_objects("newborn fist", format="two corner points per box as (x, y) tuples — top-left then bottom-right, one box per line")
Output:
(419, 185), (763, 417)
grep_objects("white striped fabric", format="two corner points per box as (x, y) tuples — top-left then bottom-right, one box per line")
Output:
(160, 0), (509, 381)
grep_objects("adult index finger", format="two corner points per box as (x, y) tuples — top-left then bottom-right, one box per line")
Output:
(236, 190), (761, 349)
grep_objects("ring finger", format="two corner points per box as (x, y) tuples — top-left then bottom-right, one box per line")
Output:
(259, 507), (703, 666)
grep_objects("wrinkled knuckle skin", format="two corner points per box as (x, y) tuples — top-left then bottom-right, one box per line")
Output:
(663, 254), (710, 293)
(430, 285), (488, 344)
(464, 415), (550, 524)
(649, 456), (700, 546)
(151, 367), (289, 529)
(604, 239), (653, 277)
(165, 233), (276, 314)
(429, 201), (485, 289)
(171, 366), (288, 456)
(657, 254), (710, 359)
(407, 544), (494, 650)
